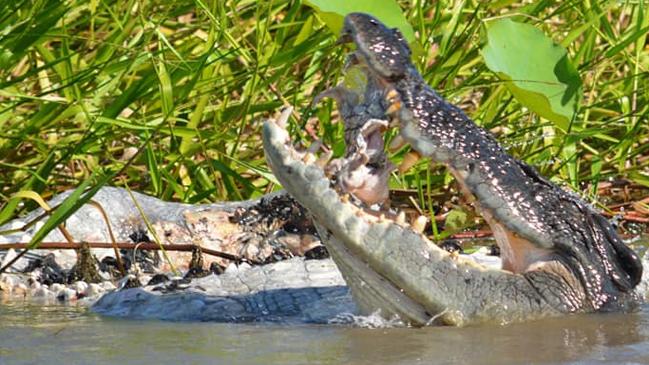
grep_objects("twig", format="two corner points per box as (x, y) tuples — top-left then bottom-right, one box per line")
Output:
(449, 230), (493, 239)
(0, 242), (251, 264)
(123, 182), (179, 275)
(87, 200), (126, 275)
(600, 211), (649, 223)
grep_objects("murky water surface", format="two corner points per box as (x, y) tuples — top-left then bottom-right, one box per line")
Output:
(1, 300), (649, 365)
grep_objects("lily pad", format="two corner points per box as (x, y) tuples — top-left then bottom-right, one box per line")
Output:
(481, 19), (582, 131)
(303, 0), (421, 55)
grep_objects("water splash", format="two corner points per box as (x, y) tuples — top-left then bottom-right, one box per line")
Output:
(328, 310), (406, 328)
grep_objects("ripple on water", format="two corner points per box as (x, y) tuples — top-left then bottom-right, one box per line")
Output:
(2, 301), (649, 365)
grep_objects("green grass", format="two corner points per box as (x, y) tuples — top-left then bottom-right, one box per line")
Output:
(0, 0), (647, 232)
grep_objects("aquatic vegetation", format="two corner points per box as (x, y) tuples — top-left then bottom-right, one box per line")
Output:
(0, 0), (647, 239)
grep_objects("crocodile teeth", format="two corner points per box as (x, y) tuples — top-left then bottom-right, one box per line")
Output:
(385, 88), (399, 99)
(303, 152), (316, 164)
(396, 211), (407, 226)
(277, 107), (292, 129)
(315, 150), (333, 168)
(307, 140), (323, 154)
(412, 215), (428, 234)
(385, 88), (399, 103)
(398, 151), (421, 173)
(385, 88), (402, 116)
(389, 134), (407, 152)
(386, 100), (402, 115)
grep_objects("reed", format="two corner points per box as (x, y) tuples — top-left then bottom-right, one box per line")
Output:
(1, 0), (646, 235)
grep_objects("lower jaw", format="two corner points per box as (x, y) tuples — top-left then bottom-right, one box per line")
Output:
(262, 112), (556, 326)
(314, 222), (433, 325)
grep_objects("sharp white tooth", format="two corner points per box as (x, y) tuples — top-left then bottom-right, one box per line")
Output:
(315, 150), (333, 168)
(386, 88), (399, 99)
(396, 211), (406, 226)
(412, 215), (428, 234)
(277, 107), (292, 129)
(385, 89), (402, 115)
(398, 151), (421, 173)
(389, 134), (407, 152)
(386, 100), (401, 115)
(303, 152), (316, 164)
(307, 140), (322, 154)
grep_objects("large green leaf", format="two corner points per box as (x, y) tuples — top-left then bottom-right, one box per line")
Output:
(303, 0), (421, 54)
(481, 19), (582, 131)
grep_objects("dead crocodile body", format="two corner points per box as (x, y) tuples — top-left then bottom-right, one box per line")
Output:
(0, 186), (365, 322)
(0, 187), (320, 270)
(262, 13), (642, 326)
(91, 257), (353, 323)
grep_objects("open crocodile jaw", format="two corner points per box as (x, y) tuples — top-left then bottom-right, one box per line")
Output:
(263, 115), (573, 327)
(263, 13), (642, 326)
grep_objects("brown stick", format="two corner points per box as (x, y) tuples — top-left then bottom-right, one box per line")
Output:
(449, 230), (493, 239)
(0, 242), (248, 263)
(600, 212), (649, 223)
(87, 200), (126, 275)
(447, 227), (642, 241)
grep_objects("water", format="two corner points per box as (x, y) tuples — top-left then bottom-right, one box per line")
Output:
(1, 300), (649, 365)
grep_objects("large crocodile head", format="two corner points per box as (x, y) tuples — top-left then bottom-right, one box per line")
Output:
(262, 13), (642, 326)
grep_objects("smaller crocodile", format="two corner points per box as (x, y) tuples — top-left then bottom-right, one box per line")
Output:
(262, 13), (643, 326)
